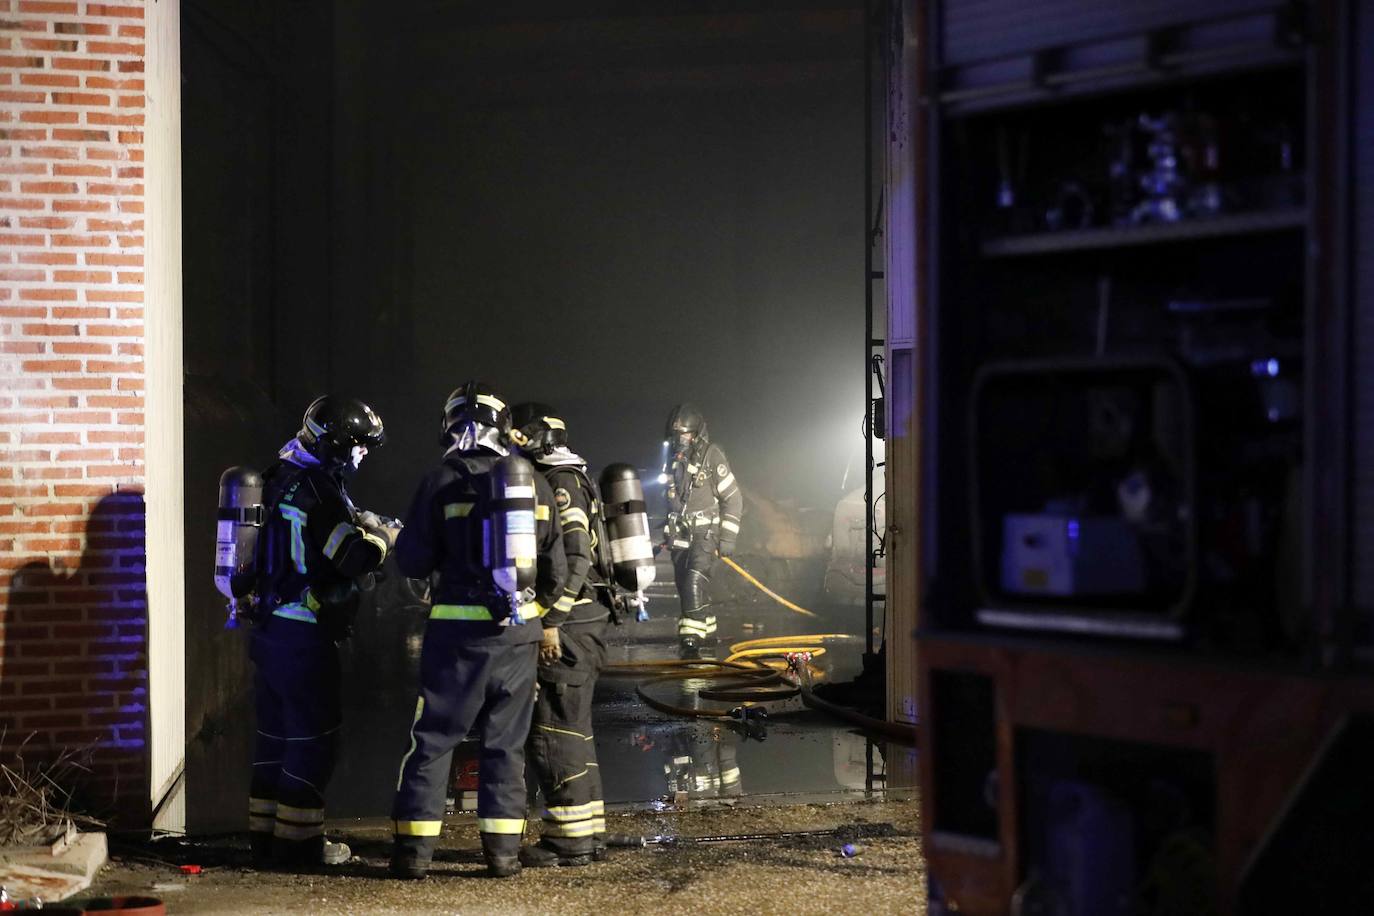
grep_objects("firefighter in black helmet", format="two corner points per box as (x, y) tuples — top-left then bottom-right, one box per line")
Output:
(249, 396), (396, 868)
(390, 382), (568, 880)
(510, 403), (615, 867)
(663, 403), (742, 659)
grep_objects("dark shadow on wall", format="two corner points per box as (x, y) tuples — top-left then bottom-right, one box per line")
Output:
(0, 490), (151, 827)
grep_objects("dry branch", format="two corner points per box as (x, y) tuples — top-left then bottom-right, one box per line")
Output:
(0, 730), (105, 848)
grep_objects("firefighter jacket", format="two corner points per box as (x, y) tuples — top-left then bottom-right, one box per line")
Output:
(666, 439), (742, 551)
(255, 458), (390, 638)
(543, 462), (611, 628)
(394, 451), (567, 644)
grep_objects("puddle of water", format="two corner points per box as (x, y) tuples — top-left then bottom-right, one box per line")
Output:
(320, 559), (904, 818)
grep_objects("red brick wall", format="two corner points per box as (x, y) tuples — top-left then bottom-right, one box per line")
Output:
(0, 0), (150, 821)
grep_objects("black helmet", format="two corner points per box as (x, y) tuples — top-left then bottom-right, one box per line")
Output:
(665, 403), (707, 441)
(510, 402), (568, 456)
(441, 381), (511, 444)
(298, 396), (385, 466)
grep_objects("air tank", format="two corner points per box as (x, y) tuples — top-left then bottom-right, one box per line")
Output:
(599, 463), (656, 594)
(489, 455), (538, 623)
(215, 465), (263, 629)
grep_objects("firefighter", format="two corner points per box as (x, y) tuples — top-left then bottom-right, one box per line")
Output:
(390, 382), (568, 880)
(663, 403), (742, 659)
(509, 403), (616, 867)
(249, 396), (395, 868)
(664, 724), (743, 802)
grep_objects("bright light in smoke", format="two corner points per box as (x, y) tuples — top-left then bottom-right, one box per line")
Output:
(657, 472), (670, 485)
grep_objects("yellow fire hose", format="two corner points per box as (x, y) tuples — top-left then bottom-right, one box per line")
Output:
(601, 557), (918, 743)
(719, 556), (818, 618)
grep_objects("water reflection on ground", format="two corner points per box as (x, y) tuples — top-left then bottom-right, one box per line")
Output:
(326, 559), (912, 819)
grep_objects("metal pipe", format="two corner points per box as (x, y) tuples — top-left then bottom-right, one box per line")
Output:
(863, 0), (876, 659)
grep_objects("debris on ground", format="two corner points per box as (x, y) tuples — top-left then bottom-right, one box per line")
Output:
(83, 798), (925, 915)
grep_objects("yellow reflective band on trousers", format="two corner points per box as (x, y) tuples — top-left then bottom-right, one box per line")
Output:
(678, 616), (717, 635)
(443, 502), (474, 519)
(476, 817), (525, 834)
(274, 820), (324, 840)
(248, 797), (278, 815)
(545, 801), (597, 821)
(589, 799), (606, 834)
(394, 820), (443, 837)
(543, 820), (597, 838)
(536, 504), (551, 521)
(248, 815), (274, 832)
(276, 803), (324, 824)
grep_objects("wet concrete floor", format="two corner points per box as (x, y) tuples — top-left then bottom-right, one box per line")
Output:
(325, 555), (915, 819)
(76, 560), (926, 912)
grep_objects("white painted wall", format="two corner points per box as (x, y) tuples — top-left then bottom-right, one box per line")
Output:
(145, 0), (186, 830)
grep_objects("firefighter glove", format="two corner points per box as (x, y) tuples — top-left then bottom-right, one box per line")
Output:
(540, 626), (562, 664)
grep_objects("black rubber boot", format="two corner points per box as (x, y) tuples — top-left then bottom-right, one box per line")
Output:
(390, 839), (431, 880)
(249, 831), (276, 869)
(679, 636), (701, 660)
(519, 843), (592, 868)
(486, 855), (522, 878)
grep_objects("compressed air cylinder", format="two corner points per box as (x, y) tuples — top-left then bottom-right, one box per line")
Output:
(489, 455), (538, 615)
(215, 466), (263, 627)
(599, 463), (656, 592)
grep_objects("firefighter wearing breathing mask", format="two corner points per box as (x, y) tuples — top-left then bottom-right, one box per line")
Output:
(248, 396), (396, 869)
(663, 403), (742, 659)
(389, 382), (567, 880)
(509, 402), (618, 867)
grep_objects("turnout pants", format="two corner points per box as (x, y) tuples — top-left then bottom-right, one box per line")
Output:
(672, 530), (718, 642)
(527, 621), (608, 856)
(248, 620), (342, 864)
(666, 725), (742, 800)
(392, 627), (539, 865)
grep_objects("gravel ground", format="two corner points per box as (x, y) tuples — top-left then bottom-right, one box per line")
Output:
(78, 798), (925, 915)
